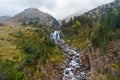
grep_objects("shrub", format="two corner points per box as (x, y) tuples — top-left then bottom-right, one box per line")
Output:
(44, 37), (55, 47)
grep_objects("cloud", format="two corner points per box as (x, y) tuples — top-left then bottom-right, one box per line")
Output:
(0, 0), (114, 19)
(15, 0), (57, 10)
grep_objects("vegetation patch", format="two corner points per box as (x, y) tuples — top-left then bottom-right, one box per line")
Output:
(0, 26), (64, 80)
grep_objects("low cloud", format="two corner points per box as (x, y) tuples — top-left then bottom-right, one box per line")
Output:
(0, 0), (114, 19)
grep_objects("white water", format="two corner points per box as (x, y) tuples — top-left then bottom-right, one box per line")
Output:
(50, 31), (60, 40)
(50, 31), (87, 80)
(62, 48), (83, 80)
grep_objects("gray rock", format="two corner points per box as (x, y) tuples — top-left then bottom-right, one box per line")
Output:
(65, 70), (69, 74)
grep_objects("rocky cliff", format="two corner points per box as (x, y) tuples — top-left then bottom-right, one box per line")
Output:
(81, 39), (120, 80)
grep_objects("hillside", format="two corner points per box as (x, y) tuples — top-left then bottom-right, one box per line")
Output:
(84, 0), (120, 21)
(0, 26), (64, 80)
(3, 8), (60, 29)
(61, 15), (94, 50)
(63, 0), (120, 22)
(61, 2), (120, 80)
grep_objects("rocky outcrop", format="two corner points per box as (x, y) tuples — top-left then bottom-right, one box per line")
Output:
(81, 44), (100, 69)
(80, 40), (120, 79)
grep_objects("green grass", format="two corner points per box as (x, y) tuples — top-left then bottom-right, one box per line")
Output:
(62, 25), (92, 50)
(106, 74), (116, 80)
(0, 26), (25, 62)
(0, 26), (64, 80)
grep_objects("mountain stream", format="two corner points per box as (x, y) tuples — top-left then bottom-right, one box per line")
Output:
(50, 31), (89, 80)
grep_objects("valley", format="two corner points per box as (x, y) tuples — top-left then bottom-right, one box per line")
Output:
(0, 0), (120, 80)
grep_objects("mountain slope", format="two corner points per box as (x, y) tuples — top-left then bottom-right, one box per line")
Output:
(0, 26), (64, 80)
(84, 0), (120, 21)
(63, 0), (119, 22)
(61, 0), (120, 79)
(8, 8), (60, 29)
(0, 16), (11, 21)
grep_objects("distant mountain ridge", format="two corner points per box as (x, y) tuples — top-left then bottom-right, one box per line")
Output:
(2, 8), (60, 29)
(84, 0), (120, 21)
(0, 16), (11, 21)
(63, 0), (120, 22)
(63, 11), (83, 22)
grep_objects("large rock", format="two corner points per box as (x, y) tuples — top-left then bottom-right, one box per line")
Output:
(80, 52), (91, 69)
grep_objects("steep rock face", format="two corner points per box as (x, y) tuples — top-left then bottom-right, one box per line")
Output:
(9, 8), (60, 29)
(81, 40), (120, 80)
(80, 45), (91, 69)
(84, 0), (120, 21)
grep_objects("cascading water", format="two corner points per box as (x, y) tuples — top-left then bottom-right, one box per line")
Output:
(61, 46), (87, 80)
(50, 31), (88, 80)
(50, 31), (60, 40)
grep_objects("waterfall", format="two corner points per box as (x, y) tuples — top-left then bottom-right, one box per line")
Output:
(50, 31), (61, 40)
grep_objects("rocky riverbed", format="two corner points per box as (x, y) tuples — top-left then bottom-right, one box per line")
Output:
(57, 40), (89, 80)
(50, 31), (90, 80)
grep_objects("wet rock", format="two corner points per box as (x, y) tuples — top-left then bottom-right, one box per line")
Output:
(68, 52), (73, 56)
(115, 52), (120, 62)
(72, 56), (76, 60)
(65, 70), (69, 74)
(54, 39), (89, 80)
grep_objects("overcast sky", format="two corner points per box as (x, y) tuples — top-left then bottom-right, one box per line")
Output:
(0, 0), (114, 20)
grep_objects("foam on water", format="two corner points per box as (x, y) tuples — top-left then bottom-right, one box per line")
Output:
(50, 31), (60, 40)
